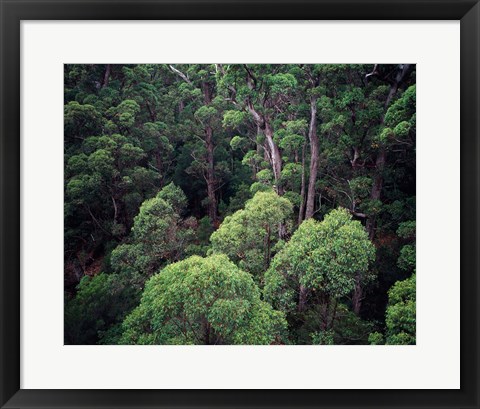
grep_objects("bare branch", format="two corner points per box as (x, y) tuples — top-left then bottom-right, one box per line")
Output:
(365, 64), (379, 80)
(169, 65), (193, 85)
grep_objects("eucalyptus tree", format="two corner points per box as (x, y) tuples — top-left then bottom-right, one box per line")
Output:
(304, 65), (414, 314)
(119, 65), (179, 185)
(168, 64), (228, 226)
(264, 208), (375, 341)
(210, 190), (293, 277)
(297, 65), (324, 220)
(397, 220), (416, 273)
(364, 64), (414, 239)
(65, 132), (159, 281)
(110, 183), (194, 287)
(120, 255), (287, 345)
(369, 274), (416, 345)
(216, 64), (301, 195)
(63, 63), (416, 345)
(385, 274), (416, 344)
(65, 272), (138, 345)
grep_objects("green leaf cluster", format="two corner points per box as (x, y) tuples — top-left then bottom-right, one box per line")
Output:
(120, 255), (287, 345)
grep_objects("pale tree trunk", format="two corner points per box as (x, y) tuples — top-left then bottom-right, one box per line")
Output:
(111, 194), (118, 223)
(263, 121), (286, 238)
(305, 95), (319, 219)
(266, 123), (288, 240)
(255, 126), (265, 178)
(264, 121), (284, 195)
(298, 143), (306, 225)
(246, 101), (283, 196)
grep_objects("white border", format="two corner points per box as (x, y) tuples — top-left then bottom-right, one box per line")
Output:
(21, 21), (460, 389)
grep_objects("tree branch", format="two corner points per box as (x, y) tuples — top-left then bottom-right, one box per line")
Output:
(169, 65), (193, 85)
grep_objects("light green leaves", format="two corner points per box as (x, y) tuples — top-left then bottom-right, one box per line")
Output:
(384, 85), (416, 127)
(230, 135), (247, 151)
(266, 73), (297, 96)
(210, 191), (293, 276)
(156, 182), (188, 215)
(120, 254), (287, 345)
(223, 110), (247, 128)
(111, 183), (193, 281)
(265, 208), (375, 311)
(385, 274), (416, 345)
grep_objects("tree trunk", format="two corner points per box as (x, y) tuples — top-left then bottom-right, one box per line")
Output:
(264, 121), (283, 195)
(352, 272), (363, 315)
(146, 102), (156, 122)
(366, 149), (386, 240)
(366, 64), (411, 240)
(298, 285), (308, 312)
(203, 82), (218, 226)
(256, 125), (264, 176)
(111, 195), (118, 222)
(298, 143), (306, 225)
(204, 321), (211, 345)
(385, 64), (412, 108)
(264, 225), (271, 269)
(245, 100), (283, 195)
(360, 65), (412, 312)
(170, 68), (218, 226)
(265, 122), (287, 238)
(330, 300), (339, 330)
(102, 64), (111, 88)
(358, 156), (382, 311)
(321, 294), (330, 331)
(205, 124), (217, 225)
(305, 95), (319, 219)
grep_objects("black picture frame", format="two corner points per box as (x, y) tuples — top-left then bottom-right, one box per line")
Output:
(1, 1), (478, 408)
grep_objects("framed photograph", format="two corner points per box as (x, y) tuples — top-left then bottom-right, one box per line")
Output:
(1, 0), (478, 408)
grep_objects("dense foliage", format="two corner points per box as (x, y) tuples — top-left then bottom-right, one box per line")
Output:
(121, 254), (286, 345)
(65, 64), (416, 345)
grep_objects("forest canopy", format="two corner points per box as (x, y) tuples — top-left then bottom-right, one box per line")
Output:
(64, 64), (416, 345)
